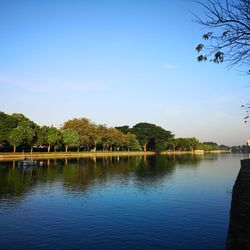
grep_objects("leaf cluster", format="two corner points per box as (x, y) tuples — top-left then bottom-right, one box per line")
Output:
(195, 0), (250, 71)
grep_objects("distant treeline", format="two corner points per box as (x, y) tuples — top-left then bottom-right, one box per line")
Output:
(0, 111), (231, 153)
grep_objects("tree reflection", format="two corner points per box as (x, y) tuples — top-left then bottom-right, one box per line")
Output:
(0, 155), (205, 201)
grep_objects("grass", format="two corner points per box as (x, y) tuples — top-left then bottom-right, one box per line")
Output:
(0, 151), (156, 160)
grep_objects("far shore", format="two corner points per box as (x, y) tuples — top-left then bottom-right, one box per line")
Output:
(0, 149), (231, 161)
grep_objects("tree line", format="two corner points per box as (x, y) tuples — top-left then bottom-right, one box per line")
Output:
(0, 111), (229, 153)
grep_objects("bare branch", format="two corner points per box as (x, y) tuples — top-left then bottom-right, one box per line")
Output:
(195, 0), (250, 71)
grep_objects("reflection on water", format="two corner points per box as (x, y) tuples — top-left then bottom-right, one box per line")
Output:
(0, 155), (203, 201)
(0, 154), (244, 250)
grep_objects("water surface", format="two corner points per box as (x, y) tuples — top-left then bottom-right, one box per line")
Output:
(0, 154), (245, 250)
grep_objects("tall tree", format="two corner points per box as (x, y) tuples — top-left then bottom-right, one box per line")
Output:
(47, 127), (62, 152)
(7, 121), (36, 152)
(35, 126), (49, 147)
(8, 127), (24, 153)
(89, 124), (104, 151)
(131, 123), (151, 151)
(0, 112), (18, 144)
(62, 118), (95, 150)
(131, 123), (174, 152)
(62, 129), (80, 152)
(127, 132), (141, 151)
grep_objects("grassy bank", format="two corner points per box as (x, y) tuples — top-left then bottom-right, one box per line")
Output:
(0, 151), (156, 161)
(0, 149), (231, 161)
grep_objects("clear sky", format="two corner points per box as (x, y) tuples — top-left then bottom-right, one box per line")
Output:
(0, 0), (249, 145)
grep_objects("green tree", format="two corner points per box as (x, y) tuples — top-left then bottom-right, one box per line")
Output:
(0, 111), (18, 144)
(219, 144), (230, 150)
(88, 124), (102, 151)
(62, 129), (80, 152)
(201, 141), (219, 151)
(98, 126), (112, 151)
(174, 137), (200, 151)
(8, 128), (23, 152)
(131, 123), (153, 151)
(151, 126), (174, 152)
(127, 132), (141, 151)
(7, 121), (36, 152)
(62, 118), (95, 150)
(106, 128), (127, 151)
(131, 123), (174, 152)
(35, 126), (49, 147)
(47, 127), (62, 152)
(115, 125), (130, 134)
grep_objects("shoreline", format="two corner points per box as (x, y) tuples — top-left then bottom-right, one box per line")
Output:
(0, 151), (155, 161)
(0, 150), (231, 161)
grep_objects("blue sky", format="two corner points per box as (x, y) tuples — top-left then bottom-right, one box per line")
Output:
(0, 0), (249, 145)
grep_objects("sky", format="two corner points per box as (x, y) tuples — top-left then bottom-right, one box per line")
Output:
(0, 0), (249, 146)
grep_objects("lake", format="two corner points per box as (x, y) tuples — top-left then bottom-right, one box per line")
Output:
(0, 154), (245, 250)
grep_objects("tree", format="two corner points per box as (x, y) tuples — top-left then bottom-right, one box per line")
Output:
(151, 126), (174, 152)
(89, 124), (104, 151)
(127, 132), (141, 151)
(62, 118), (95, 150)
(201, 141), (219, 150)
(174, 137), (201, 151)
(106, 128), (127, 151)
(35, 126), (49, 147)
(0, 112), (18, 144)
(11, 113), (31, 123)
(131, 123), (153, 151)
(131, 123), (174, 152)
(62, 129), (80, 152)
(98, 126), (112, 151)
(115, 125), (130, 134)
(219, 144), (230, 150)
(47, 127), (62, 152)
(8, 128), (23, 152)
(195, 0), (250, 71)
(187, 137), (200, 151)
(7, 121), (36, 152)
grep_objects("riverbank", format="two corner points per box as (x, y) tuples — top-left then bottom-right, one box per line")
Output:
(0, 149), (231, 161)
(0, 151), (156, 161)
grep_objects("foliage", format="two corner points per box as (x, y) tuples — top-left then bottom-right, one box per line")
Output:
(174, 137), (201, 151)
(89, 124), (104, 151)
(151, 126), (174, 152)
(0, 112), (18, 144)
(115, 125), (130, 134)
(62, 129), (80, 152)
(127, 132), (141, 151)
(35, 126), (50, 146)
(201, 141), (219, 151)
(131, 122), (174, 151)
(0, 110), (231, 153)
(241, 103), (250, 123)
(219, 144), (230, 150)
(7, 121), (36, 152)
(62, 118), (94, 148)
(131, 123), (151, 151)
(8, 128), (24, 152)
(195, 0), (250, 71)
(107, 128), (127, 150)
(47, 127), (62, 152)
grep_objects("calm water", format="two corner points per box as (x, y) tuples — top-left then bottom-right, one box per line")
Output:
(0, 154), (245, 250)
